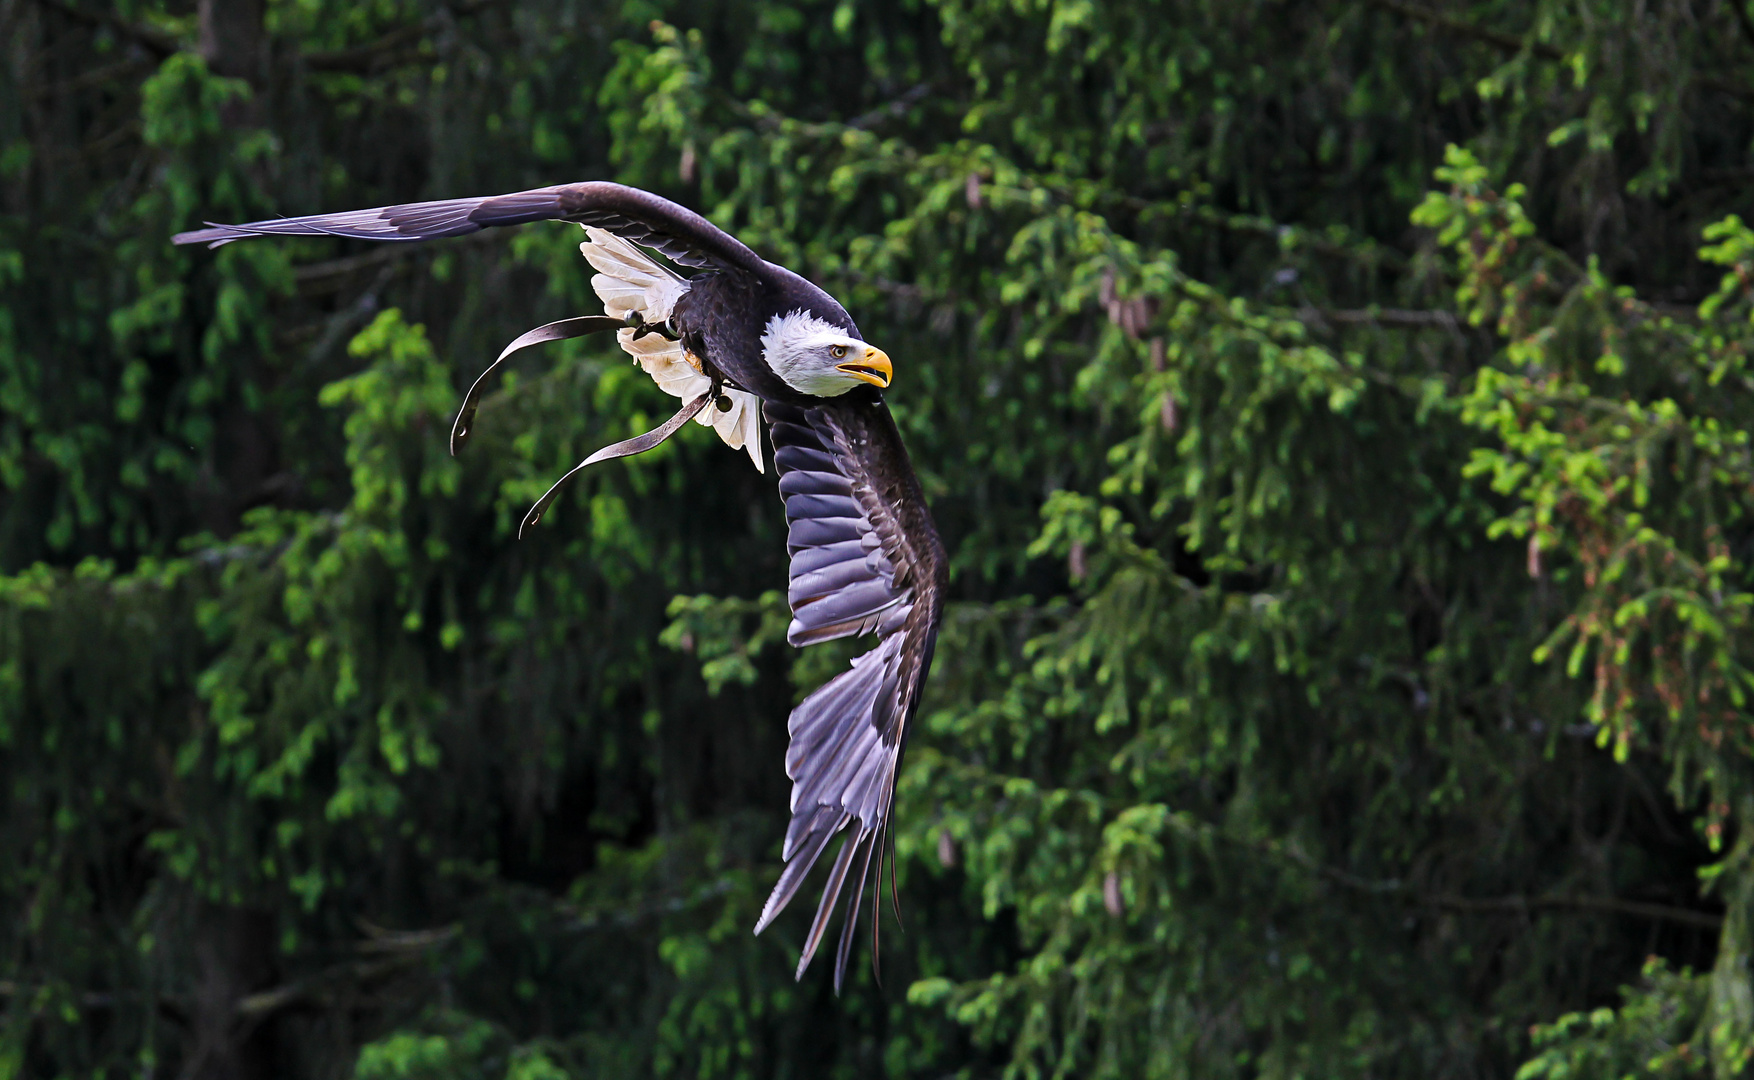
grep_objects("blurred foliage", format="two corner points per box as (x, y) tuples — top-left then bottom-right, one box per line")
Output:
(3, 0), (1754, 1076)
(1517, 958), (1711, 1080)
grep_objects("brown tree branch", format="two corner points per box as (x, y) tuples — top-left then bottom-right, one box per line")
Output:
(26, 56), (155, 100)
(0, 924), (459, 1019)
(0, 980), (123, 1007)
(845, 83), (938, 130)
(1364, 0), (1560, 59)
(289, 230), (499, 296)
(33, 0), (506, 75)
(1731, 0), (1754, 53)
(232, 922), (460, 1017)
(31, 0), (179, 57)
(1258, 832), (1721, 930)
(1115, 194), (1408, 269)
(302, 0), (504, 73)
(302, 26), (430, 73)
(1302, 306), (1461, 331)
(1431, 891), (1724, 930)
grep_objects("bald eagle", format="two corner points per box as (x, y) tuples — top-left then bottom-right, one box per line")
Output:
(175, 184), (947, 992)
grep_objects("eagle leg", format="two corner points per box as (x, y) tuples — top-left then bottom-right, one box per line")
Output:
(451, 315), (622, 455)
(518, 390), (713, 537)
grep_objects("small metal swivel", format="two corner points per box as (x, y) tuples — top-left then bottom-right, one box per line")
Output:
(626, 310), (682, 342)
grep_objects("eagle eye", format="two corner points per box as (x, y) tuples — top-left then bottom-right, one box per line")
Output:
(829, 344), (848, 359)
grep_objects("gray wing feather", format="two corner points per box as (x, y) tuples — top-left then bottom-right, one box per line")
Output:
(831, 834), (877, 992)
(757, 807), (847, 931)
(754, 398), (947, 992)
(172, 190), (563, 246)
(788, 559), (876, 607)
(782, 650), (893, 796)
(785, 516), (866, 551)
(784, 493), (862, 521)
(788, 540), (868, 577)
(772, 444), (839, 474)
(778, 469), (854, 498)
(796, 825), (866, 983)
(173, 182), (766, 274)
(789, 579), (903, 644)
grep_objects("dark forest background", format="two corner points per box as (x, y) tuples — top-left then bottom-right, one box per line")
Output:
(4, 0), (1754, 1076)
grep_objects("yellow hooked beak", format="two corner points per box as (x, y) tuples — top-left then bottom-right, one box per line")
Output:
(836, 346), (893, 389)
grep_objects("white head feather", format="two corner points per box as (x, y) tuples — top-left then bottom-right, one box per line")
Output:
(760, 311), (880, 397)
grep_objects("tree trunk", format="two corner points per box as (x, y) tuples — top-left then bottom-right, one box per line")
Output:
(183, 903), (277, 1080)
(199, 0), (264, 81)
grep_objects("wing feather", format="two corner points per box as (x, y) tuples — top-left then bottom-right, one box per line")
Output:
(790, 578), (902, 640)
(778, 469), (854, 498)
(784, 493), (862, 521)
(832, 834), (878, 992)
(173, 182), (766, 275)
(757, 808), (847, 932)
(788, 539), (868, 577)
(786, 516), (867, 550)
(754, 397), (947, 989)
(772, 444), (839, 474)
(788, 559), (876, 607)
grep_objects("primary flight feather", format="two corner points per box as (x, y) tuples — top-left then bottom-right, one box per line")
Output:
(174, 182), (947, 992)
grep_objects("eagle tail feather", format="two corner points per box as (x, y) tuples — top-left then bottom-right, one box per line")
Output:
(756, 635), (904, 985)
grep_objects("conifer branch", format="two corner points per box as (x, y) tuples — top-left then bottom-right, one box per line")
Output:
(1366, 0), (1754, 102)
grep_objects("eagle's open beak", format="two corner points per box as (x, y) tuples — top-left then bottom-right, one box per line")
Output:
(837, 346), (893, 389)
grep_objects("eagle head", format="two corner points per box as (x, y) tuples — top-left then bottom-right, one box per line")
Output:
(761, 311), (892, 397)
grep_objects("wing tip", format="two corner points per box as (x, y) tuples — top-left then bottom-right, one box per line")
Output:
(793, 827), (870, 987)
(752, 889), (788, 937)
(172, 225), (242, 248)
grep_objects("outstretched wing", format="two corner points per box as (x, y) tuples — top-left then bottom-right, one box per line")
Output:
(172, 182), (764, 273)
(754, 396), (947, 992)
(175, 184), (777, 469)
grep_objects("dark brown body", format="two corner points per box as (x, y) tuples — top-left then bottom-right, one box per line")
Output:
(672, 264), (862, 407)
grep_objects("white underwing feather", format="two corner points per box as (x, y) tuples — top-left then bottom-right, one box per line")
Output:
(583, 226), (763, 472)
(580, 226), (687, 322)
